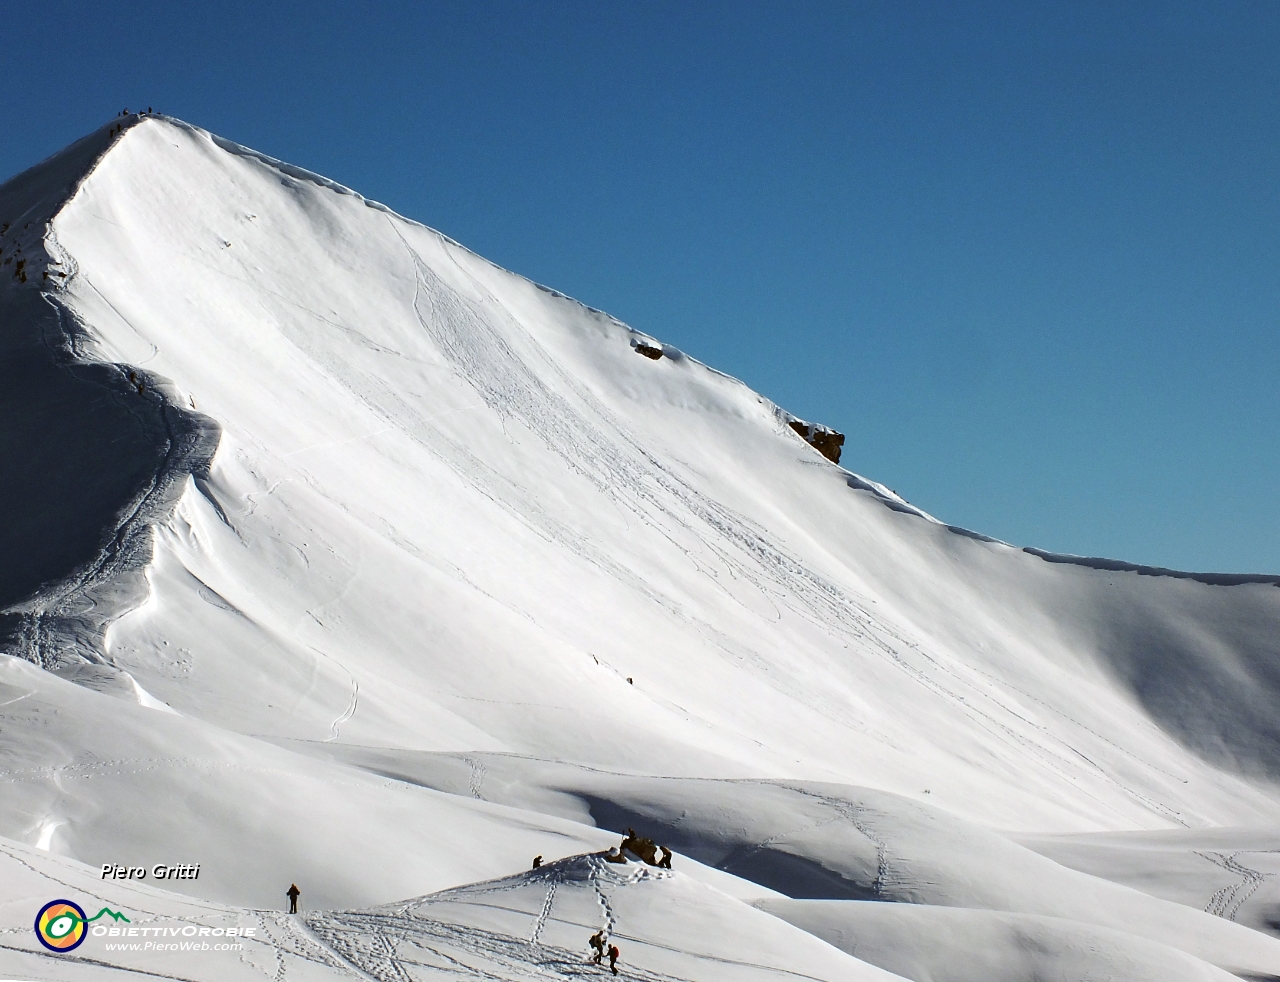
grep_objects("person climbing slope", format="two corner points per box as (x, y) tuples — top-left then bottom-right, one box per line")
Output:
(589, 930), (605, 963)
(607, 943), (620, 975)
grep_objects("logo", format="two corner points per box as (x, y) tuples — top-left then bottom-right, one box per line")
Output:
(34, 899), (129, 952)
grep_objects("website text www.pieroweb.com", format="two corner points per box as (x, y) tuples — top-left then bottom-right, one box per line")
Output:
(98, 920), (253, 951)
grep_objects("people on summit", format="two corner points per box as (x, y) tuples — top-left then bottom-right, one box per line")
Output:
(286, 883), (300, 914)
(612, 827), (673, 868)
(619, 829), (661, 866)
(589, 930), (605, 963)
(532, 855), (542, 869)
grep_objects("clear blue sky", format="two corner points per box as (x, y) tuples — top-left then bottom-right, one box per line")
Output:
(6, 1), (1277, 573)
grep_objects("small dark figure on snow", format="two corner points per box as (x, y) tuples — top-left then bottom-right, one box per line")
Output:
(659, 845), (672, 869)
(604, 847), (627, 864)
(607, 943), (620, 975)
(287, 883), (300, 914)
(532, 855), (542, 869)
(589, 930), (605, 963)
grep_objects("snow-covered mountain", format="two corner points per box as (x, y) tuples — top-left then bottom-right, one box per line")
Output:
(1, 114), (1278, 980)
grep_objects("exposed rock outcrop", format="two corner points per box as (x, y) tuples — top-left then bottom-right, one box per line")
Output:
(788, 418), (845, 464)
(633, 341), (663, 360)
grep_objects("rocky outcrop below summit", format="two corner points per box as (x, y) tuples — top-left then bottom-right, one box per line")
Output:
(788, 418), (845, 464)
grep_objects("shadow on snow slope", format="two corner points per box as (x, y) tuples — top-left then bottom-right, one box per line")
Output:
(0, 117), (221, 689)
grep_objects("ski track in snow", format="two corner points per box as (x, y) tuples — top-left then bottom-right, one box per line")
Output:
(303, 900), (840, 982)
(288, 915), (377, 980)
(307, 644), (359, 743)
(16, 152), (1197, 836)
(464, 756), (488, 799)
(764, 785), (891, 896)
(338, 860), (752, 982)
(1197, 850), (1278, 922)
(376, 219), (1190, 821)
(308, 910), (649, 982)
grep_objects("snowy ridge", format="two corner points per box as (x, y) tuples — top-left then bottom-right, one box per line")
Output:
(1021, 546), (1280, 587)
(1, 115), (1279, 979)
(0, 115), (221, 688)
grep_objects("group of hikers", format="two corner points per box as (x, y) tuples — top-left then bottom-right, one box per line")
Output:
(589, 930), (621, 974)
(605, 827), (672, 869)
(531, 827), (679, 975)
(534, 827), (673, 873)
(109, 107), (156, 138)
(281, 827), (673, 974)
(591, 827), (676, 975)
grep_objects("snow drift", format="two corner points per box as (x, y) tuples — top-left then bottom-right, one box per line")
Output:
(1, 114), (1278, 979)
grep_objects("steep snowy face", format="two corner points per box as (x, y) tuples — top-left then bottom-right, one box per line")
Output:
(5, 116), (1280, 837)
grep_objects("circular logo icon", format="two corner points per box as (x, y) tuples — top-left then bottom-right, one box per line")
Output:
(35, 899), (87, 952)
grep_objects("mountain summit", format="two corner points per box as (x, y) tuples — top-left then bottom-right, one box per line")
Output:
(1, 115), (1278, 980)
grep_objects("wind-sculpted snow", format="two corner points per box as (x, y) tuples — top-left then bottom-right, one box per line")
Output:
(1019, 826), (1280, 940)
(1, 114), (1279, 977)
(0, 118), (221, 692)
(10, 113), (1273, 818)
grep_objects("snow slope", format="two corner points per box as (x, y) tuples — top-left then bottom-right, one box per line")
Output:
(759, 899), (1243, 982)
(2, 837), (901, 982)
(1, 114), (1279, 977)
(1018, 826), (1280, 939)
